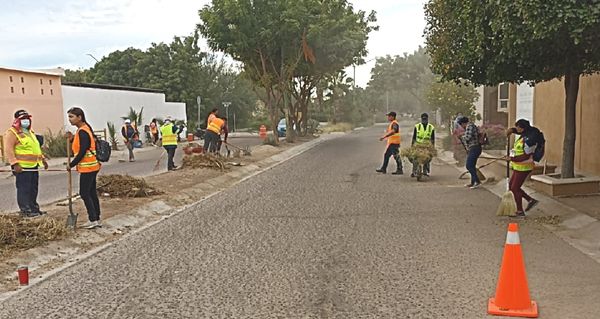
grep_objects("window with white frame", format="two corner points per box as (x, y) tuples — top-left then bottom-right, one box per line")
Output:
(498, 83), (509, 112)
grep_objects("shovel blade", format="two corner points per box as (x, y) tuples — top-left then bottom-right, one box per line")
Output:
(66, 213), (78, 229)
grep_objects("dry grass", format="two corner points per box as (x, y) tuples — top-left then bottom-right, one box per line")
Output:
(0, 215), (67, 257)
(401, 143), (438, 164)
(98, 175), (162, 198)
(182, 154), (228, 171)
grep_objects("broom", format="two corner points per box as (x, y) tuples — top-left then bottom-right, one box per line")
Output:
(496, 136), (517, 216)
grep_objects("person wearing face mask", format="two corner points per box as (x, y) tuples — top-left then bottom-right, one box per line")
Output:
(411, 113), (436, 177)
(3, 110), (49, 218)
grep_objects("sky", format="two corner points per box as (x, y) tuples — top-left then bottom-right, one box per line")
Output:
(0, 0), (426, 87)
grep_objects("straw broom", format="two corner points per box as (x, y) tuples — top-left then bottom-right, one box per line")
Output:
(496, 137), (517, 216)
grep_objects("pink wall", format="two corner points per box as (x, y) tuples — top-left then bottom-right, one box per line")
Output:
(0, 68), (64, 135)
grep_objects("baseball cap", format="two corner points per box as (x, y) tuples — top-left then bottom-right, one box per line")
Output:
(124, 119), (131, 124)
(14, 109), (31, 119)
(386, 111), (397, 117)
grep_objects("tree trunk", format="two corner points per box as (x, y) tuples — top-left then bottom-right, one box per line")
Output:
(562, 72), (580, 178)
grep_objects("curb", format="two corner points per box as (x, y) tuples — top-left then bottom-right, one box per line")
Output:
(0, 133), (344, 302)
(438, 150), (600, 265)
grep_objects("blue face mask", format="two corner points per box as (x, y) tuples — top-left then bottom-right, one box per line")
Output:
(20, 119), (31, 129)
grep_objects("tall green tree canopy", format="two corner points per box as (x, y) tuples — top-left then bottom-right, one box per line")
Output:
(425, 0), (600, 178)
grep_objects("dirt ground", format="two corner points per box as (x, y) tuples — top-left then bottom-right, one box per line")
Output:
(0, 138), (312, 292)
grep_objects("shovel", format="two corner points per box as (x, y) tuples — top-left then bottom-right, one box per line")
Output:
(223, 141), (251, 156)
(66, 139), (78, 229)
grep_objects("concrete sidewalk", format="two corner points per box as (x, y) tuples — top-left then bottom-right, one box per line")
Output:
(438, 149), (600, 264)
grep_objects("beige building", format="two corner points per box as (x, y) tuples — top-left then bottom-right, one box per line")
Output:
(508, 75), (600, 176)
(0, 67), (65, 134)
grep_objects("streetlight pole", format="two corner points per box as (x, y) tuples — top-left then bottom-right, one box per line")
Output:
(86, 53), (99, 63)
(222, 102), (231, 124)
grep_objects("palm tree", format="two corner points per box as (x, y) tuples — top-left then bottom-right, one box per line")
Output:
(106, 121), (119, 150)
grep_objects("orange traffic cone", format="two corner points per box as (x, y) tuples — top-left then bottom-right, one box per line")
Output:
(488, 223), (538, 318)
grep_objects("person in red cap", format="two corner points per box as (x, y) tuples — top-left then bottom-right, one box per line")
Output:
(3, 109), (49, 218)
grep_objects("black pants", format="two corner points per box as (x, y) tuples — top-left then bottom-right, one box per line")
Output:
(381, 144), (402, 172)
(15, 169), (40, 213)
(164, 146), (177, 170)
(80, 171), (101, 222)
(204, 131), (220, 153)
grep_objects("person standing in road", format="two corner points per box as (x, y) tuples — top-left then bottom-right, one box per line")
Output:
(411, 113), (435, 177)
(376, 111), (403, 175)
(505, 119), (540, 217)
(160, 117), (183, 171)
(458, 116), (482, 189)
(3, 110), (49, 218)
(121, 119), (138, 162)
(67, 107), (102, 229)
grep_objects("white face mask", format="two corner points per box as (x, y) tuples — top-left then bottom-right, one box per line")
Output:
(20, 119), (31, 129)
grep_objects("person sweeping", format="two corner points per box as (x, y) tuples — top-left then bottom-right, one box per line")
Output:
(500, 119), (541, 217)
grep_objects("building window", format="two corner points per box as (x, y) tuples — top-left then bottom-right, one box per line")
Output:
(40, 79), (43, 85)
(49, 79), (53, 85)
(22, 87), (25, 94)
(50, 89), (54, 95)
(20, 77), (24, 83)
(10, 87), (14, 93)
(41, 88), (44, 95)
(9, 76), (13, 82)
(498, 83), (509, 112)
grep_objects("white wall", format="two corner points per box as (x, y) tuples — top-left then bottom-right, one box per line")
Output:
(474, 86), (485, 126)
(62, 86), (187, 142)
(516, 83), (534, 125)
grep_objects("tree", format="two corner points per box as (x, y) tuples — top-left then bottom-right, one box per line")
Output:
(425, 0), (600, 178)
(425, 79), (479, 127)
(366, 48), (434, 116)
(199, 0), (377, 141)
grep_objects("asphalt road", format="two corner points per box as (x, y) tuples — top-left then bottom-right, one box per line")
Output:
(0, 136), (262, 213)
(1, 126), (599, 318)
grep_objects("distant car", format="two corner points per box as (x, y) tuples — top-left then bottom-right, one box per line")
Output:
(277, 118), (286, 137)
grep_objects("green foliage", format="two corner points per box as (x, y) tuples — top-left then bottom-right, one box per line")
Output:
(366, 47), (434, 115)
(42, 130), (68, 158)
(106, 122), (119, 151)
(480, 124), (507, 150)
(121, 107), (144, 128)
(63, 69), (89, 83)
(425, 79), (479, 124)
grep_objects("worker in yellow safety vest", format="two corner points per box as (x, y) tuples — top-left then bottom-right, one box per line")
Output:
(410, 113), (435, 177)
(160, 117), (184, 171)
(3, 110), (49, 218)
(376, 112), (403, 175)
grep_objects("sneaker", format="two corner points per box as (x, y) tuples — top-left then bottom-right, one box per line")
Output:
(525, 199), (539, 212)
(392, 170), (403, 175)
(20, 211), (40, 218)
(464, 183), (474, 188)
(470, 182), (481, 189)
(96, 220), (103, 228)
(375, 169), (386, 174)
(83, 221), (99, 229)
(513, 211), (526, 218)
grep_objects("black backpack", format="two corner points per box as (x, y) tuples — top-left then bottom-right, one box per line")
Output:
(526, 128), (545, 162)
(94, 137), (112, 162)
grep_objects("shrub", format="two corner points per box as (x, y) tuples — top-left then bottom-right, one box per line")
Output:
(42, 129), (68, 158)
(480, 124), (507, 150)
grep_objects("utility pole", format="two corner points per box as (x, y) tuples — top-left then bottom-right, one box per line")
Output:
(222, 102), (231, 124)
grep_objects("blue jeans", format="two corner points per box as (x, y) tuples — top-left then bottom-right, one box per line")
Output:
(466, 145), (482, 185)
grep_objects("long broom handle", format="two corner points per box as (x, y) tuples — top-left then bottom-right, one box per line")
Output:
(67, 136), (73, 213)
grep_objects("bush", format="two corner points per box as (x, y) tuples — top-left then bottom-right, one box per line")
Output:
(480, 124), (507, 150)
(42, 129), (68, 158)
(263, 133), (278, 146)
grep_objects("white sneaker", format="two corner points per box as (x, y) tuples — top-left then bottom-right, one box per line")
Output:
(83, 221), (99, 229)
(96, 220), (103, 228)
(470, 182), (481, 189)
